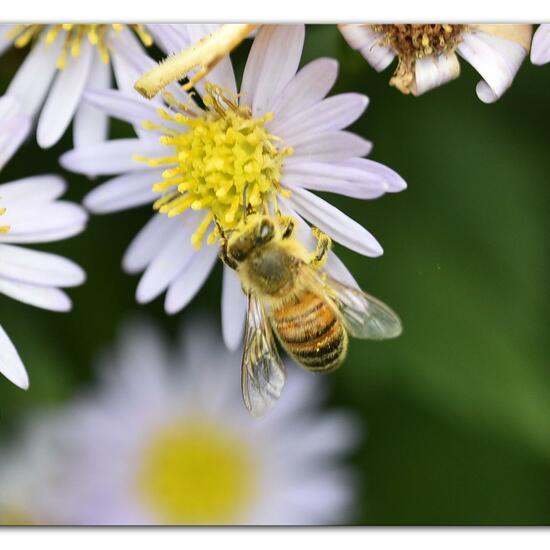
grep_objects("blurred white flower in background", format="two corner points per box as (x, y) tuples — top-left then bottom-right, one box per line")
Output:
(60, 23), (406, 351)
(340, 24), (532, 102)
(0, 175), (87, 389)
(0, 96), (31, 171)
(531, 25), (550, 65)
(0, 24), (185, 151)
(0, 316), (359, 525)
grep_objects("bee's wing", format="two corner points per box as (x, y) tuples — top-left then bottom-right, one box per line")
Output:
(241, 293), (287, 417)
(320, 271), (403, 340)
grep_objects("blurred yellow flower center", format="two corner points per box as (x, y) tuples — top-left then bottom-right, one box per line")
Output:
(7, 24), (153, 69)
(136, 419), (258, 525)
(138, 83), (292, 249)
(0, 507), (36, 525)
(0, 204), (9, 234)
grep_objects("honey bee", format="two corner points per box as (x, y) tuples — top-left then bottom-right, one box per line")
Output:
(219, 213), (402, 417)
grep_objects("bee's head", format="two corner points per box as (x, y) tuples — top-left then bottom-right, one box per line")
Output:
(227, 215), (275, 263)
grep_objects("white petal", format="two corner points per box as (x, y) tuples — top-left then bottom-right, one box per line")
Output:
(147, 24), (190, 54)
(0, 95), (31, 170)
(414, 52), (460, 95)
(136, 214), (200, 304)
(0, 24), (16, 56)
(59, 139), (166, 177)
(270, 93), (369, 141)
(338, 24), (395, 71)
(0, 324), (28, 389)
(0, 202), (87, 243)
(164, 244), (218, 315)
(457, 31), (527, 103)
(221, 265), (247, 351)
(240, 25), (304, 109)
(83, 169), (160, 214)
(0, 244), (84, 287)
(83, 88), (161, 130)
(37, 38), (94, 148)
(247, 25), (305, 117)
(122, 214), (175, 274)
(531, 24), (550, 65)
(286, 131), (372, 161)
(287, 205), (360, 289)
(284, 186), (383, 257)
(283, 157), (406, 199)
(73, 52), (112, 149)
(269, 57), (339, 123)
(0, 278), (72, 312)
(7, 35), (63, 117)
(0, 175), (65, 203)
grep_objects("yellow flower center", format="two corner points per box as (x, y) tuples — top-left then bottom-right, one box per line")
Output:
(7, 24), (153, 69)
(136, 419), (258, 525)
(372, 24), (467, 94)
(138, 83), (293, 249)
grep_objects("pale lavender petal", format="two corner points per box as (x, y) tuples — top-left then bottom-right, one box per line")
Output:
(0, 278), (72, 312)
(270, 58), (339, 123)
(60, 139), (167, 177)
(73, 54), (112, 149)
(164, 243), (218, 315)
(136, 214), (200, 303)
(0, 244), (85, 287)
(37, 38), (94, 148)
(0, 324), (28, 389)
(286, 131), (372, 161)
(270, 93), (369, 141)
(122, 214), (175, 274)
(0, 175), (65, 203)
(457, 31), (526, 103)
(247, 25), (305, 116)
(0, 95), (31, 170)
(284, 186), (383, 257)
(415, 52), (460, 95)
(7, 35), (63, 117)
(338, 24), (395, 71)
(221, 265), (247, 351)
(83, 169), (161, 214)
(531, 24), (550, 65)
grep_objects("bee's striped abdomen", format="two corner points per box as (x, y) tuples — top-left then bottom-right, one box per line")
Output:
(271, 291), (347, 372)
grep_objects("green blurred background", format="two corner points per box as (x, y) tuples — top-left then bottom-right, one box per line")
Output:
(1, 24), (549, 525)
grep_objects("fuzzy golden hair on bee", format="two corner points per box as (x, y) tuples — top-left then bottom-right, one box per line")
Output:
(218, 213), (403, 417)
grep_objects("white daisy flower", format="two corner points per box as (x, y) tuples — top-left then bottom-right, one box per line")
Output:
(0, 23), (184, 150)
(531, 24), (550, 65)
(339, 24), (533, 102)
(60, 24), (407, 351)
(0, 174), (87, 389)
(12, 317), (357, 525)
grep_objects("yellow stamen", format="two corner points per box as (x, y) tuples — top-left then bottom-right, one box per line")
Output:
(0, 204), (9, 234)
(139, 83), (292, 249)
(7, 24), (154, 69)
(372, 24), (467, 94)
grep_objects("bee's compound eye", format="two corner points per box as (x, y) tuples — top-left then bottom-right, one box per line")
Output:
(259, 220), (273, 241)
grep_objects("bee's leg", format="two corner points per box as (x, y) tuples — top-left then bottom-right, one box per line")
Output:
(218, 237), (238, 270)
(215, 218), (238, 270)
(277, 215), (295, 240)
(309, 227), (331, 268)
